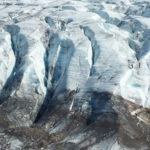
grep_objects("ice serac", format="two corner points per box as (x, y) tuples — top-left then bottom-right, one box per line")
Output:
(0, 30), (15, 93)
(0, 0), (150, 149)
(0, 22), (46, 126)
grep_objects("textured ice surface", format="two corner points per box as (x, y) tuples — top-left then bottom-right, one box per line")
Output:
(0, 0), (150, 149)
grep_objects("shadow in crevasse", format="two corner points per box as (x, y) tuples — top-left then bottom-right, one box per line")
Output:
(120, 19), (150, 61)
(140, 29), (150, 59)
(0, 25), (29, 104)
(86, 92), (118, 127)
(51, 39), (75, 89)
(34, 38), (76, 122)
(128, 29), (150, 61)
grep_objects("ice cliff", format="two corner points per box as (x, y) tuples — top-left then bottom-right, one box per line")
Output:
(0, 0), (150, 149)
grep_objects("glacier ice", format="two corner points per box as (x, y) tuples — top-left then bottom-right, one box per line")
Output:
(0, 0), (150, 149)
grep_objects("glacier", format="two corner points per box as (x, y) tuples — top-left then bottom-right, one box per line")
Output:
(0, 0), (150, 149)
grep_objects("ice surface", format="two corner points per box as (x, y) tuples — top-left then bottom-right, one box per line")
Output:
(0, 0), (150, 149)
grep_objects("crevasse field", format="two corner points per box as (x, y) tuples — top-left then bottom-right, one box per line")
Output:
(0, 0), (150, 149)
